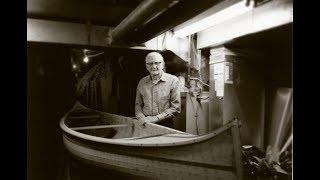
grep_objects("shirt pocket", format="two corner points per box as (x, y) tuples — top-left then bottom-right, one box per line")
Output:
(159, 93), (170, 107)
(158, 94), (170, 111)
(159, 93), (170, 101)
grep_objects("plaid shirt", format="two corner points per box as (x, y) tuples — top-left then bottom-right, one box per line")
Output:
(135, 72), (181, 121)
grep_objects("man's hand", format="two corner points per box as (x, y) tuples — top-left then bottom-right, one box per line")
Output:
(144, 116), (158, 123)
(137, 117), (146, 126)
(138, 116), (158, 126)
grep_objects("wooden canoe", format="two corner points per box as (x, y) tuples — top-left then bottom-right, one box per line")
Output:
(60, 101), (243, 180)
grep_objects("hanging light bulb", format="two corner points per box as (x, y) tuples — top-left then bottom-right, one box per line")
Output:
(82, 49), (89, 63)
(72, 64), (77, 69)
(83, 56), (89, 63)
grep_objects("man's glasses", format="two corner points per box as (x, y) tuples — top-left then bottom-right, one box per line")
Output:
(146, 62), (162, 66)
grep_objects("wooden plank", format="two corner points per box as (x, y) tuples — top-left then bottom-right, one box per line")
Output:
(231, 119), (243, 180)
(27, 18), (157, 50)
(71, 124), (131, 131)
(27, 18), (111, 46)
(186, 93), (209, 135)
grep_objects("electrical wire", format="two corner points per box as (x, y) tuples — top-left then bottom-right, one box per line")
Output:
(190, 77), (210, 87)
(86, 52), (104, 58)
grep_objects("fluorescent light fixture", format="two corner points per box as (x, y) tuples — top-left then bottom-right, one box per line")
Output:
(174, 0), (254, 38)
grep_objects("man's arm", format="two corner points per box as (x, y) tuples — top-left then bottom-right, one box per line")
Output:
(156, 77), (181, 121)
(135, 81), (146, 120)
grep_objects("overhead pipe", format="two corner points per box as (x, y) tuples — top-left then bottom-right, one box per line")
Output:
(110, 0), (180, 44)
(125, 0), (221, 44)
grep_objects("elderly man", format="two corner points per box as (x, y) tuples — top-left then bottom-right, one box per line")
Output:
(135, 52), (180, 128)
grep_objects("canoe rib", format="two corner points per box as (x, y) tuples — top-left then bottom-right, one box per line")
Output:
(71, 124), (131, 131)
(68, 115), (100, 119)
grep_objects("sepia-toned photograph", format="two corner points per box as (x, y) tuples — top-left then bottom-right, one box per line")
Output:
(27, 0), (293, 179)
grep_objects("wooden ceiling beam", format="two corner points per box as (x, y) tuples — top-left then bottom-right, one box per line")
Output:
(27, 0), (136, 26)
(27, 18), (160, 51)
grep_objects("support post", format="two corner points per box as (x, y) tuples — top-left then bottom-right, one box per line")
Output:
(231, 118), (243, 180)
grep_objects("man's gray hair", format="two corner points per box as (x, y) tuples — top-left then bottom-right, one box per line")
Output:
(146, 52), (164, 62)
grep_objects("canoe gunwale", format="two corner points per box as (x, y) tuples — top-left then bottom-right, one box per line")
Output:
(60, 112), (238, 147)
(60, 101), (239, 147)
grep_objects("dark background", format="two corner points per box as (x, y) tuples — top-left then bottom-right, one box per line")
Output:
(7, 1), (308, 179)
(27, 42), (152, 180)
(26, 42), (190, 179)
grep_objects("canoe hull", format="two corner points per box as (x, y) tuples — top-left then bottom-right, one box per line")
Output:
(60, 102), (243, 179)
(63, 128), (237, 179)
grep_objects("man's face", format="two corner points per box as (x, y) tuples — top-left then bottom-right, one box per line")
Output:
(145, 56), (164, 75)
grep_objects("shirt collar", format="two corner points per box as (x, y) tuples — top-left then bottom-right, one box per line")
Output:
(147, 72), (169, 83)
(160, 72), (169, 82)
